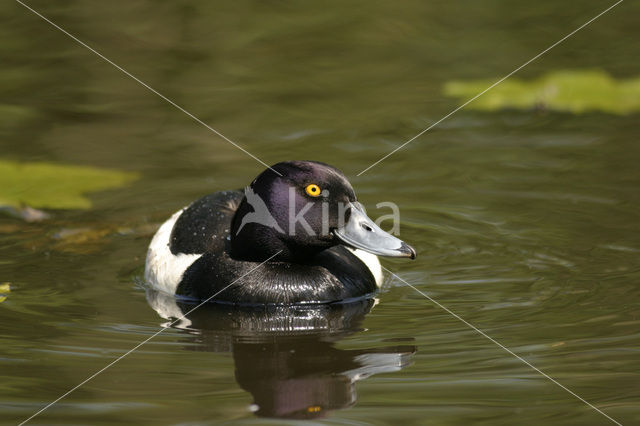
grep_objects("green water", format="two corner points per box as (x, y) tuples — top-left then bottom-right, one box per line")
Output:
(2, 0), (639, 424)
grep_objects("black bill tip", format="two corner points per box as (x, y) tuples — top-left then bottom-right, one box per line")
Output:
(400, 242), (417, 260)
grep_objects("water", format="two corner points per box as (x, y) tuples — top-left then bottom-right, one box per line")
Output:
(2, 0), (639, 424)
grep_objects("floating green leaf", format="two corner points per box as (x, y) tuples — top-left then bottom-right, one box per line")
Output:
(444, 70), (640, 115)
(0, 160), (138, 210)
(0, 282), (9, 303)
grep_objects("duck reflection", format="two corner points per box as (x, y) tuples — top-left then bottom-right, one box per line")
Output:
(147, 289), (416, 419)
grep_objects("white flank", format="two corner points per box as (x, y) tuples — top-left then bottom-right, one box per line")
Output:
(145, 209), (202, 294)
(347, 248), (383, 286)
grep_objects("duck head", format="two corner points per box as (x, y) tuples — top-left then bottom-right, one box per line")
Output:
(230, 161), (416, 263)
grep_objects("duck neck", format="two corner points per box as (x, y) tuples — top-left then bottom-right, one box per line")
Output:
(229, 199), (332, 263)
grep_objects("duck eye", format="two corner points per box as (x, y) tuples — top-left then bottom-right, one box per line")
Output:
(305, 183), (322, 197)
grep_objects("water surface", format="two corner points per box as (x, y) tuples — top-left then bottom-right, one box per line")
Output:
(1, 0), (639, 424)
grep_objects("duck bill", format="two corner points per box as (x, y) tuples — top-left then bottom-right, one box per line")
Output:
(333, 202), (416, 259)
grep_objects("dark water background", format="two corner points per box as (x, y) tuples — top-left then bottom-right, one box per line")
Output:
(1, 0), (639, 424)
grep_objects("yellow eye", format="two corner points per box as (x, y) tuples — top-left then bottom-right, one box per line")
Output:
(305, 183), (322, 197)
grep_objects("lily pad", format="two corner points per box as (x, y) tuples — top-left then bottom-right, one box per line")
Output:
(444, 70), (640, 115)
(0, 160), (138, 210)
(0, 282), (10, 303)
(51, 226), (120, 254)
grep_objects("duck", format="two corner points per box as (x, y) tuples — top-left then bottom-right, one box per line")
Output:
(145, 160), (416, 305)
